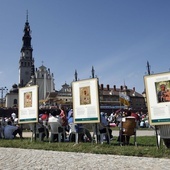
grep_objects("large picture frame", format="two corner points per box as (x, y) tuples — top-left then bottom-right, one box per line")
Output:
(72, 78), (100, 124)
(144, 72), (170, 125)
(18, 85), (39, 124)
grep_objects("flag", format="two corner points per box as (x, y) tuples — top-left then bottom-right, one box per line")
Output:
(119, 92), (130, 106)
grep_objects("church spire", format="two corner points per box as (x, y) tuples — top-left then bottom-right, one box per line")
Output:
(19, 12), (34, 87)
(74, 70), (78, 81)
(147, 61), (151, 75)
(91, 66), (95, 78)
(21, 10), (32, 52)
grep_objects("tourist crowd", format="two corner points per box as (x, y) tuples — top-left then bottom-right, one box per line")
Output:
(0, 107), (149, 145)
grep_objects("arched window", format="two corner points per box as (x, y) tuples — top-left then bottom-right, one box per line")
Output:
(13, 99), (17, 105)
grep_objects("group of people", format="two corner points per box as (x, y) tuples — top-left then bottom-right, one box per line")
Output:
(38, 107), (68, 142)
(38, 107), (93, 142)
(66, 108), (92, 142)
(0, 107), (141, 145)
(0, 113), (23, 139)
(99, 109), (138, 145)
(114, 109), (139, 145)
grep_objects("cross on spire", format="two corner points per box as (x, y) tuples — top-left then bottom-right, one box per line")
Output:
(26, 10), (28, 22)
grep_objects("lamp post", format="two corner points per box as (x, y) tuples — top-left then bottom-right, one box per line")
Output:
(0, 87), (8, 107)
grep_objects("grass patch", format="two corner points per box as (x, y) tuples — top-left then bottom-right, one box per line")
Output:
(0, 136), (170, 158)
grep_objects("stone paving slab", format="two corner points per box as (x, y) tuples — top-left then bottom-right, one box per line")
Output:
(0, 147), (170, 170)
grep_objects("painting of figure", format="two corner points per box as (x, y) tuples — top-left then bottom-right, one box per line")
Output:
(24, 92), (32, 107)
(80, 86), (91, 105)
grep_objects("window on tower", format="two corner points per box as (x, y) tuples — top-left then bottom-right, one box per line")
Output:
(14, 99), (17, 105)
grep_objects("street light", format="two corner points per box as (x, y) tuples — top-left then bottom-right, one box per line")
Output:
(0, 87), (8, 107)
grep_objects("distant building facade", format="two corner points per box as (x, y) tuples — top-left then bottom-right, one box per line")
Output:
(5, 84), (18, 108)
(28, 65), (55, 100)
(44, 83), (146, 114)
(99, 84), (146, 113)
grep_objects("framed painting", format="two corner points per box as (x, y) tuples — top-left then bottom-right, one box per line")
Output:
(72, 78), (100, 124)
(18, 85), (39, 124)
(144, 72), (170, 125)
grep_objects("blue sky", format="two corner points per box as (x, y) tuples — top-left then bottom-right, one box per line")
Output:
(0, 0), (170, 94)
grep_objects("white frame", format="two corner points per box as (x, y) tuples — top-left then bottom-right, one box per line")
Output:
(144, 72), (170, 125)
(18, 85), (39, 124)
(72, 78), (100, 124)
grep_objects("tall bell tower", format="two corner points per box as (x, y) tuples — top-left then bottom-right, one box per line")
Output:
(19, 11), (34, 87)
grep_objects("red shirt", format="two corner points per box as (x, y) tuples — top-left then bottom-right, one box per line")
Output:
(131, 113), (140, 121)
(41, 113), (49, 121)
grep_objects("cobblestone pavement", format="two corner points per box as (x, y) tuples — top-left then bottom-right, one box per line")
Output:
(0, 147), (170, 170)
(0, 130), (166, 170)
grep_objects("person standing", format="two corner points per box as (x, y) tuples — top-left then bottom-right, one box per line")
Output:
(59, 106), (68, 127)
(11, 112), (16, 122)
(40, 111), (49, 139)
